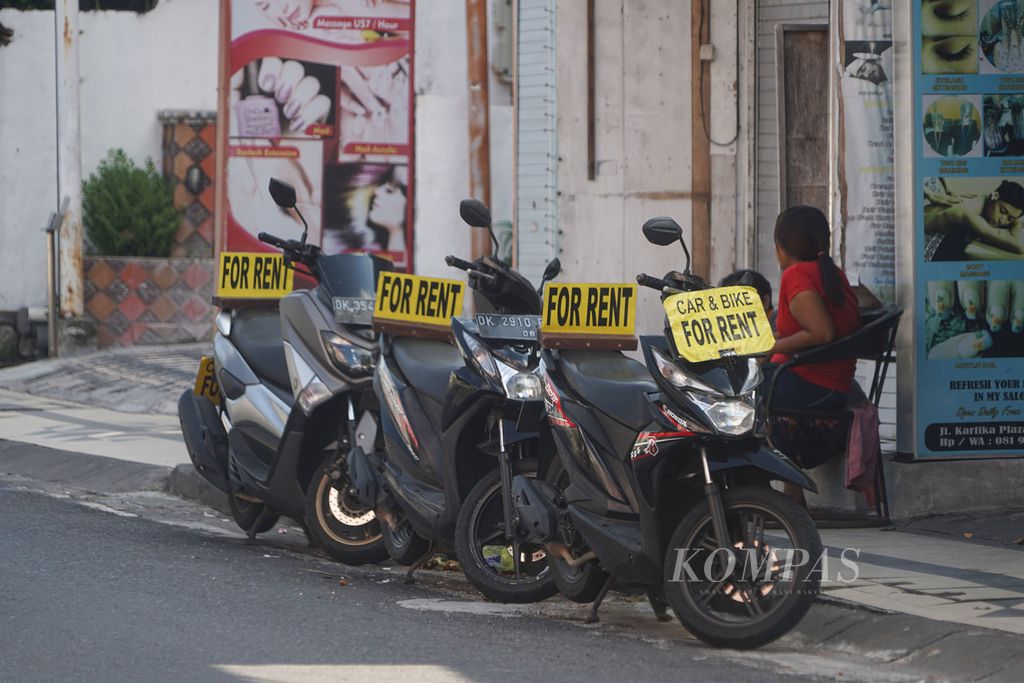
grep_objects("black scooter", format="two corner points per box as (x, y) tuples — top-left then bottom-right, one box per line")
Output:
(513, 217), (823, 648)
(346, 199), (562, 602)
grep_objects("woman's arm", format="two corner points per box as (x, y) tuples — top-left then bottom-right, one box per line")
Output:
(770, 290), (836, 356)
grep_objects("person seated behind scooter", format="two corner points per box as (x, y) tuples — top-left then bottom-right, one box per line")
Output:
(764, 206), (861, 502)
(719, 269), (776, 329)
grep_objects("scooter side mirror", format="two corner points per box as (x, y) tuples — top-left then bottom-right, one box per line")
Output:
(642, 217), (683, 246)
(268, 178), (297, 209)
(542, 257), (561, 283)
(460, 199), (492, 228)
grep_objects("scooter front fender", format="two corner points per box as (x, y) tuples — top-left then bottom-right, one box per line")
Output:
(707, 446), (818, 494)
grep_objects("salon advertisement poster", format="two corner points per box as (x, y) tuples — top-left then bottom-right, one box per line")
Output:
(219, 0), (415, 273)
(838, 1), (896, 305)
(913, 0), (1024, 459)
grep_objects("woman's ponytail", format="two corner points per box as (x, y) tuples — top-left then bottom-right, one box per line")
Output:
(775, 205), (845, 306)
(817, 252), (845, 306)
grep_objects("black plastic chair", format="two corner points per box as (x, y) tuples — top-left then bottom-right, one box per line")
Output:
(765, 306), (902, 522)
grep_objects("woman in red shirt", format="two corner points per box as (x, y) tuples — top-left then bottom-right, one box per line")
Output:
(766, 206), (860, 499)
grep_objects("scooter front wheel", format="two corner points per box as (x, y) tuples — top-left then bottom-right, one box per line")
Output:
(455, 459), (558, 604)
(305, 469), (388, 565)
(662, 486), (822, 649)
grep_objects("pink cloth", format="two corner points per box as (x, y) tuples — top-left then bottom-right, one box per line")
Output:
(845, 402), (880, 507)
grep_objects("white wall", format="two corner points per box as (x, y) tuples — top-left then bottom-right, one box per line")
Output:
(0, 0), (218, 311)
(554, 0), (695, 336)
(413, 0), (514, 279)
(0, 0), (511, 312)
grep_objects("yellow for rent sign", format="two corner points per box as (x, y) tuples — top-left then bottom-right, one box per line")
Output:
(373, 271), (465, 328)
(664, 286), (773, 362)
(217, 252), (294, 299)
(542, 283), (637, 336)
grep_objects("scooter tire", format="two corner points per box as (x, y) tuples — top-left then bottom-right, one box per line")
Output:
(455, 459), (558, 604)
(304, 469), (388, 566)
(662, 486), (822, 649)
(544, 458), (609, 603)
(227, 491), (279, 535)
(381, 515), (431, 566)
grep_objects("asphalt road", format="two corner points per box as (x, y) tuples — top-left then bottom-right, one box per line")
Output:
(0, 487), (831, 683)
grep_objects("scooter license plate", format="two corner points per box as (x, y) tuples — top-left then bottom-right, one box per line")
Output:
(474, 314), (541, 341)
(192, 356), (221, 406)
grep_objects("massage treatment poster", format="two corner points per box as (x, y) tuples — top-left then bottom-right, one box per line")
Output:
(914, 0), (1024, 459)
(218, 0), (415, 271)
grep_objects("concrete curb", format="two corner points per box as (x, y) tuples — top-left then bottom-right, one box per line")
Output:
(165, 463), (232, 517)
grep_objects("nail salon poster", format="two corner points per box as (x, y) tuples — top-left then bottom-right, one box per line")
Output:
(219, 0), (415, 271)
(913, 1), (1024, 459)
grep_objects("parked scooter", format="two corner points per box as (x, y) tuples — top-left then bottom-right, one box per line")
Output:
(346, 199), (563, 602)
(178, 178), (390, 564)
(513, 217), (823, 648)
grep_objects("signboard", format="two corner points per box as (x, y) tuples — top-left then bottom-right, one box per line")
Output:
(541, 283), (637, 349)
(372, 272), (464, 333)
(836, 1), (896, 304)
(218, 0), (415, 275)
(663, 286), (773, 363)
(911, 1), (1024, 459)
(216, 251), (294, 299)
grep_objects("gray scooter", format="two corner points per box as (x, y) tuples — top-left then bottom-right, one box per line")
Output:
(178, 179), (391, 564)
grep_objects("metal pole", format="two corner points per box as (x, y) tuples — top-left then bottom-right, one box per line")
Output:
(44, 199), (67, 358)
(55, 0), (84, 319)
(466, 0), (493, 260)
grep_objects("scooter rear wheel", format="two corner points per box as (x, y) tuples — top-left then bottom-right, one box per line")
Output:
(227, 491), (279, 535)
(305, 469), (388, 565)
(544, 458), (608, 603)
(381, 514), (431, 565)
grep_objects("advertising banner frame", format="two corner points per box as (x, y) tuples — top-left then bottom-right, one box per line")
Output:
(900, 1), (1024, 461)
(214, 0), (417, 301)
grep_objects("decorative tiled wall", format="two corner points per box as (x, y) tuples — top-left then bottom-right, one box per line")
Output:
(159, 110), (217, 258)
(84, 256), (215, 348)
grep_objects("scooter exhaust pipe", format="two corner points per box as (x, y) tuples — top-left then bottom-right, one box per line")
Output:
(546, 542), (596, 568)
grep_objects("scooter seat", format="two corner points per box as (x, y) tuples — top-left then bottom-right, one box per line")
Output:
(232, 310), (291, 392)
(392, 337), (463, 404)
(559, 351), (657, 430)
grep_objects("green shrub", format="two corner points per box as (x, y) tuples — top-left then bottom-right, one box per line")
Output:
(82, 148), (181, 257)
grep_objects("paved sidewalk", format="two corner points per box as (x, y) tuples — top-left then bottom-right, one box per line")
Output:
(0, 343), (207, 415)
(0, 388), (188, 467)
(820, 527), (1024, 637)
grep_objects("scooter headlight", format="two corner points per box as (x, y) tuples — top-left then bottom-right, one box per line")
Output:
(502, 369), (543, 401)
(463, 331), (500, 380)
(689, 393), (756, 436)
(321, 332), (374, 378)
(651, 346), (718, 394)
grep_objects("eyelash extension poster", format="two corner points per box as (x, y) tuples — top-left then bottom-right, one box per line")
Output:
(912, 0), (1024, 460)
(216, 0), (416, 272)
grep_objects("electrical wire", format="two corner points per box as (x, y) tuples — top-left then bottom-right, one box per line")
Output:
(697, 0), (741, 147)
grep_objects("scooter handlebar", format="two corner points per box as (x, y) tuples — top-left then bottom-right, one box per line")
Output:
(636, 273), (670, 291)
(445, 255), (474, 271)
(257, 232), (288, 249)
